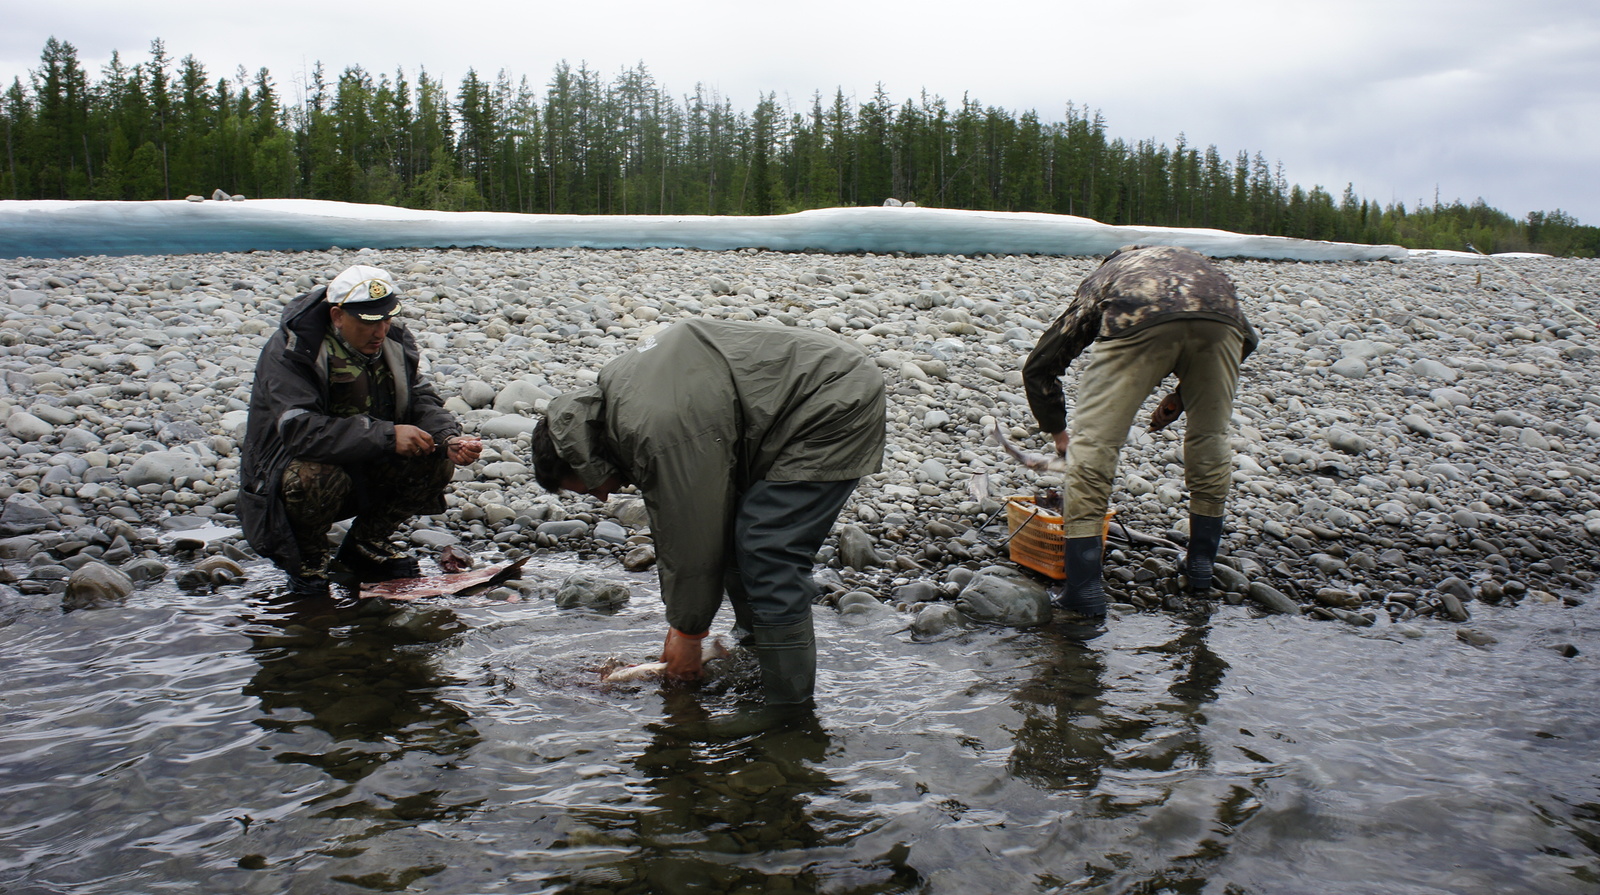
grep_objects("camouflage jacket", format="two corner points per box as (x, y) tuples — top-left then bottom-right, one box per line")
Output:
(324, 330), (398, 421)
(238, 285), (459, 570)
(1022, 245), (1260, 434)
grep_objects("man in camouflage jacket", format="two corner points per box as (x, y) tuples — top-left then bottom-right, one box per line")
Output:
(239, 265), (482, 597)
(1023, 245), (1258, 615)
(532, 319), (887, 707)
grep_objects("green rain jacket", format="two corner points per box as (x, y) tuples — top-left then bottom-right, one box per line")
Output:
(543, 319), (887, 635)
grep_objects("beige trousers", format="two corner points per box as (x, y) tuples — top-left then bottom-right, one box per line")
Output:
(1062, 319), (1244, 538)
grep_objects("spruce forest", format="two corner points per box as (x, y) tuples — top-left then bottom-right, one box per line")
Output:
(5, 37), (1597, 257)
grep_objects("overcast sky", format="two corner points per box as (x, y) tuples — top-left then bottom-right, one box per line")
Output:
(6, 0), (1598, 225)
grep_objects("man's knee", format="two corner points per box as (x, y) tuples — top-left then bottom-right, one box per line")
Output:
(381, 452), (454, 508)
(282, 460), (354, 520)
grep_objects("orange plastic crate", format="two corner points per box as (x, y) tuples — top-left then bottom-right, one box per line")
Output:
(1005, 496), (1066, 579)
(1004, 497), (1114, 580)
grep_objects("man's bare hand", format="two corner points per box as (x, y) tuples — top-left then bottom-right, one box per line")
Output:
(446, 435), (483, 466)
(394, 424), (435, 457)
(661, 627), (706, 681)
(1148, 391), (1184, 432)
(1052, 430), (1071, 455)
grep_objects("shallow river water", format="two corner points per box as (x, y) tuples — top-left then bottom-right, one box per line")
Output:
(2, 556), (1596, 894)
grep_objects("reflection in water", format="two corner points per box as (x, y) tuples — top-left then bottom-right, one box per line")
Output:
(4, 562), (1592, 894)
(1011, 617), (1258, 890)
(544, 691), (922, 894)
(241, 592), (483, 817)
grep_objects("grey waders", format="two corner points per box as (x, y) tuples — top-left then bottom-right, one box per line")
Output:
(751, 615), (817, 706)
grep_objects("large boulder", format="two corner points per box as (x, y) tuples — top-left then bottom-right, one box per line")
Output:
(956, 566), (1051, 626)
(64, 561), (135, 610)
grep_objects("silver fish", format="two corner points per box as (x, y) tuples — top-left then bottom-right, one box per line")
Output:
(600, 636), (732, 683)
(992, 420), (1068, 473)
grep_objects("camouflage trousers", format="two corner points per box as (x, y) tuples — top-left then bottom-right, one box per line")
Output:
(280, 452), (454, 575)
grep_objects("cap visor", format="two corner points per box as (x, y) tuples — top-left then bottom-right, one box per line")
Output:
(344, 294), (399, 321)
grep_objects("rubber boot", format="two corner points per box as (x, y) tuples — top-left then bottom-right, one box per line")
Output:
(286, 568), (331, 599)
(751, 615), (817, 706)
(331, 536), (422, 583)
(1185, 514), (1225, 593)
(1054, 537), (1106, 617)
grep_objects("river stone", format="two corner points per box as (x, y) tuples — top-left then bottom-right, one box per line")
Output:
(460, 380), (496, 408)
(1211, 564), (1248, 594)
(892, 580), (940, 604)
(6, 411), (52, 442)
(494, 379), (551, 413)
(837, 591), (897, 625)
(836, 524), (882, 570)
(123, 558), (170, 584)
(1438, 591), (1471, 622)
(123, 450), (207, 487)
(411, 530), (460, 549)
(1246, 582), (1302, 615)
(60, 427), (102, 451)
(0, 535), (42, 561)
(481, 461), (530, 480)
(609, 497), (651, 529)
(0, 494), (56, 536)
(1412, 358), (1459, 382)
(1325, 427), (1371, 454)
(1329, 357), (1367, 378)
(477, 415), (539, 438)
(537, 519), (591, 539)
(955, 566), (1050, 626)
(910, 603), (964, 639)
(592, 520), (628, 544)
(836, 591), (880, 612)
(555, 573), (630, 610)
(622, 544), (656, 571)
(64, 561), (135, 610)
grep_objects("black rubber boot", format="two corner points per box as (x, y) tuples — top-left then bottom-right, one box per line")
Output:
(286, 569), (331, 599)
(332, 537), (422, 583)
(1185, 514), (1225, 593)
(751, 615), (817, 706)
(1054, 536), (1107, 617)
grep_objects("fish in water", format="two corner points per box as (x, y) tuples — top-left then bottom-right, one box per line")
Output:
(992, 420), (1068, 473)
(600, 636), (733, 683)
(437, 544), (474, 574)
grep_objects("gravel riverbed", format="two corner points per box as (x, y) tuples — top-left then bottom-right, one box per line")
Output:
(3, 246), (1599, 631)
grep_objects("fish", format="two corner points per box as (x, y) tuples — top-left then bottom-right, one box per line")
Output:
(968, 471), (991, 502)
(992, 420), (1068, 473)
(437, 544), (474, 574)
(358, 557), (529, 601)
(599, 636), (733, 683)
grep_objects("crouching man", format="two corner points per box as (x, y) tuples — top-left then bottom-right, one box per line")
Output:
(239, 264), (482, 597)
(531, 319), (887, 707)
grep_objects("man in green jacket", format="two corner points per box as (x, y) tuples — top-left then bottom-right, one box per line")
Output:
(1023, 245), (1258, 615)
(532, 319), (887, 706)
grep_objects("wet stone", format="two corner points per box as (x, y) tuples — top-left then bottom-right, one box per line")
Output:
(64, 561), (135, 610)
(555, 572), (630, 610)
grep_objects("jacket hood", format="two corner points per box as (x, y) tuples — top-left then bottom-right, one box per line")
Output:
(545, 386), (620, 489)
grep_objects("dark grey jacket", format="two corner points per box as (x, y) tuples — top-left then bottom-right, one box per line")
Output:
(543, 319), (887, 634)
(238, 286), (459, 571)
